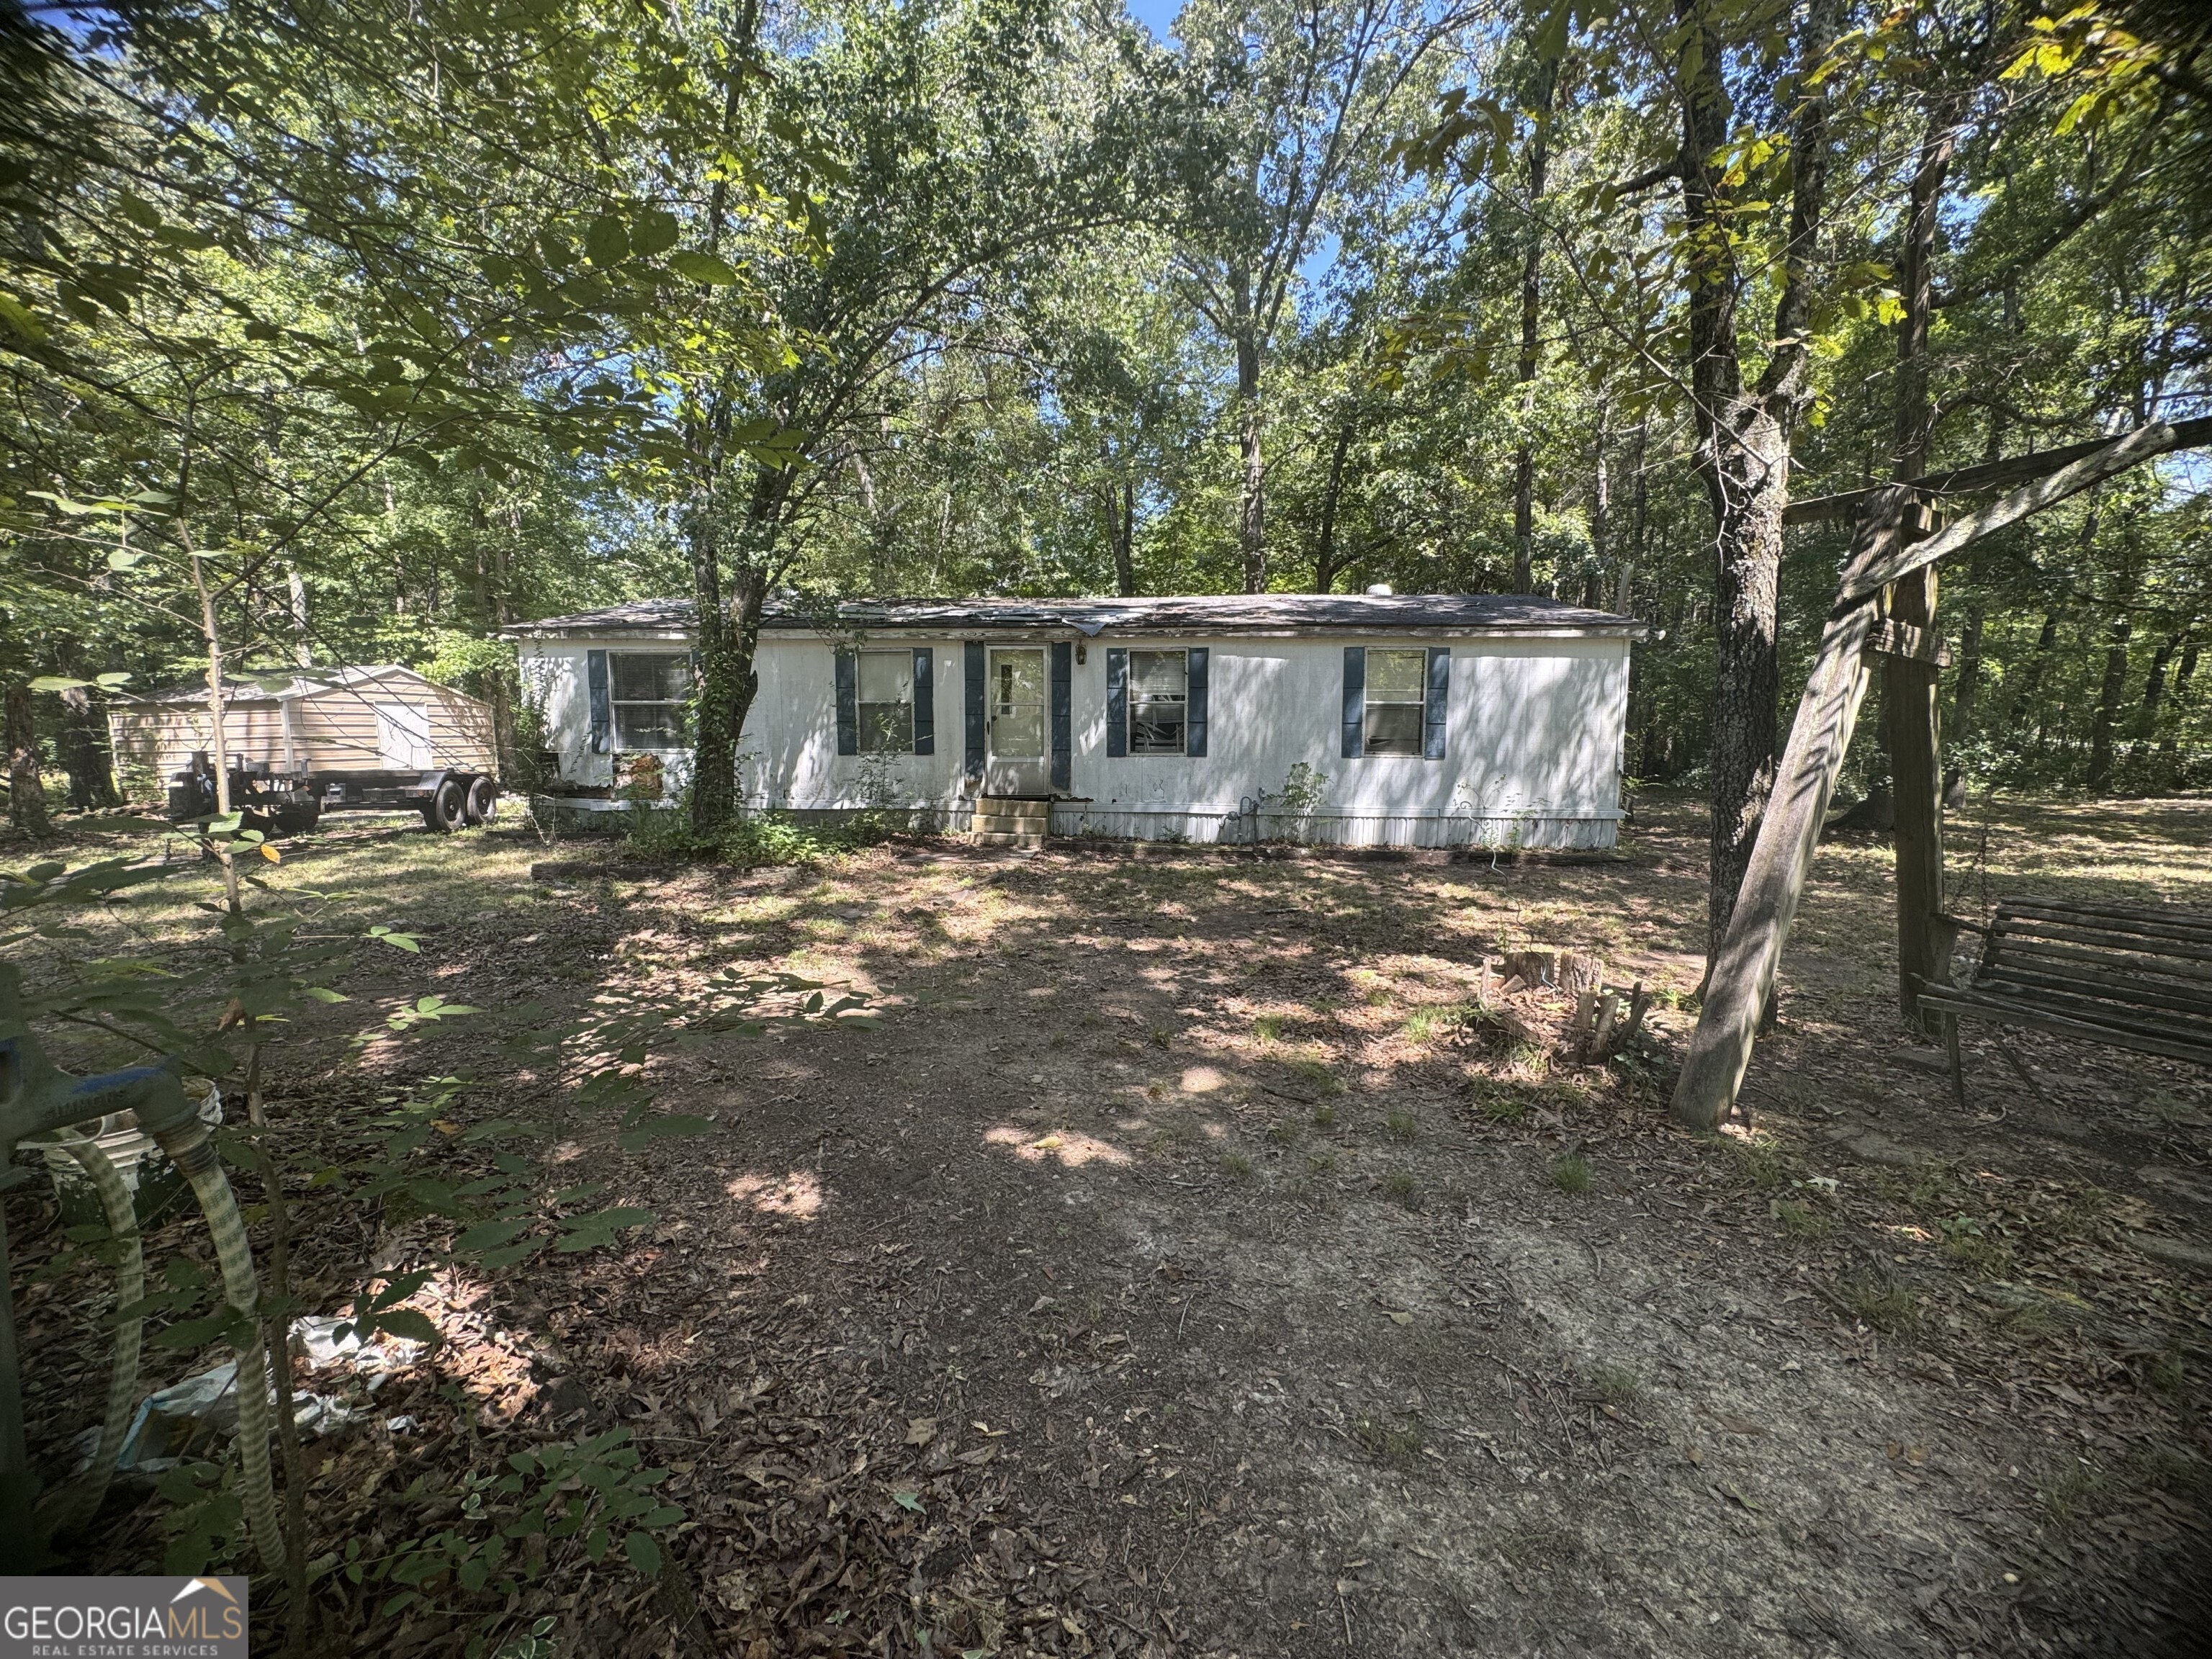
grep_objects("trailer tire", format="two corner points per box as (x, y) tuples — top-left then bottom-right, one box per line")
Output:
(463, 775), (498, 826)
(426, 776), (467, 833)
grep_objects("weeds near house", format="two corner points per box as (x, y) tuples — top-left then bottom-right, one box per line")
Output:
(1253, 1013), (1285, 1042)
(1384, 1107), (1419, 1143)
(1550, 1154), (1592, 1194)
(1220, 1152), (1254, 1181)
(1382, 1172), (1420, 1208)
(1310, 1103), (1337, 1130)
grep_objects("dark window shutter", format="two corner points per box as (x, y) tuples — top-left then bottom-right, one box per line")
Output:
(912, 647), (934, 755)
(1424, 646), (1450, 760)
(1049, 641), (1072, 791)
(1185, 647), (1209, 757)
(1341, 646), (1365, 758)
(587, 649), (611, 753)
(1105, 648), (1128, 758)
(834, 648), (858, 755)
(963, 642), (985, 780)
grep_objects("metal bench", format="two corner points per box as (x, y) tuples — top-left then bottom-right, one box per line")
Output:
(1919, 899), (2212, 1106)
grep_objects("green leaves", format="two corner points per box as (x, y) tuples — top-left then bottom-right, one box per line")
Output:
(551, 1207), (653, 1253)
(387, 994), (478, 1031)
(667, 250), (740, 285)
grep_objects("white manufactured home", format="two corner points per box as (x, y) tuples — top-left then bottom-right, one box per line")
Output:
(505, 593), (1643, 849)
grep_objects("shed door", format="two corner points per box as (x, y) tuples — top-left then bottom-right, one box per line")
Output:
(374, 702), (433, 770)
(984, 648), (1049, 796)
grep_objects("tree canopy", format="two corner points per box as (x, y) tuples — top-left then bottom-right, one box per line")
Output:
(2, 0), (2206, 838)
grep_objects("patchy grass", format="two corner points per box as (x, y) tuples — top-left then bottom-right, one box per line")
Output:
(1353, 1414), (1428, 1472)
(1549, 1154), (1593, 1195)
(1384, 1106), (1420, 1143)
(1833, 1273), (1919, 1333)
(1772, 1200), (1831, 1238)
(1584, 1362), (1642, 1406)
(1381, 1171), (1421, 1208)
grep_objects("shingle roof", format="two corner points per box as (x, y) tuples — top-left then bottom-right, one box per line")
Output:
(503, 593), (1644, 639)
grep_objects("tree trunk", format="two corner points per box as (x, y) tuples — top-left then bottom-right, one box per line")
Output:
(2160, 639), (2198, 763)
(2087, 614), (2134, 793)
(1312, 414), (1355, 593)
(1676, 0), (1833, 971)
(286, 569), (313, 667)
(58, 684), (120, 809)
(2005, 609), (2061, 734)
(1105, 475), (1137, 597)
(2131, 631), (2181, 759)
(1232, 265), (1266, 593)
(687, 498), (738, 833)
(2087, 541), (2137, 793)
(1951, 598), (1984, 745)
(689, 473), (784, 834)
(6, 683), (49, 836)
(1510, 55), (1561, 596)
(1583, 414), (1609, 608)
(1885, 104), (1956, 1028)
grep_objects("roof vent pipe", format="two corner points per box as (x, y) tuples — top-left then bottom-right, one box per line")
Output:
(1364, 583), (1394, 596)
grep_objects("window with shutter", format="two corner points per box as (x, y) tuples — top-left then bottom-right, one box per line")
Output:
(1128, 649), (1187, 754)
(1362, 649), (1427, 755)
(855, 649), (915, 752)
(609, 652), (691, 750)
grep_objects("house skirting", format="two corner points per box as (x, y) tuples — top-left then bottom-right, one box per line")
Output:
(1049, 806), (1620, 850)
(533, 796), (1620, 850)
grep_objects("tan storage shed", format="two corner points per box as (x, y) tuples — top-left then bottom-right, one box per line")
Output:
(109, 665), (501, 830)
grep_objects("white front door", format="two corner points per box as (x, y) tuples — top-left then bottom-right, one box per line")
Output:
(374, 702), (433, 769)
(984, 647), (1049, 796)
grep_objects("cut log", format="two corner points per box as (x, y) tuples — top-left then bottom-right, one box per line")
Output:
(1500, 950), (1557, 989)
(1591, 990), (1621, 1053)
(1557, 952), (1604, 993)
(1619, 982), (1653, 1045)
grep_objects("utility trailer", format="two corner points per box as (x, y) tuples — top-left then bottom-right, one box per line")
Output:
(107, 664), (502, 835)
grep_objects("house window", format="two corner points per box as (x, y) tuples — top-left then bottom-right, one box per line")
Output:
(611, 652), (691, 750)
(1128, 650), (1187, 754)
(857, 650), (914, 752)
(1362, 649), (1428, 755)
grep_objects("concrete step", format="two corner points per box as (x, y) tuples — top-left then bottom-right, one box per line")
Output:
(973, 814), (1047, 834)
(977, 796), (1050, 822)
(972, 830), (1046, 850)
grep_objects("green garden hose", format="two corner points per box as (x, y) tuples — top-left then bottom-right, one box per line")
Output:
(146, 1115), (284, 1575)
(48, 1128), (142, 1529)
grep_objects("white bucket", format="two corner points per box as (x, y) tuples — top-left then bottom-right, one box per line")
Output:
(41, 1079), (224, 1226)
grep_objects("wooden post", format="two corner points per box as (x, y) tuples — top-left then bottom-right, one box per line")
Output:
(1671, 492), (1908, 1129)
(1885, 555), (1944, 1028)
(1675, 419), (2212, 1129)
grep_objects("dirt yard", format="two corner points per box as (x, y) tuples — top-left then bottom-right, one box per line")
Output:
(12, 793), (2212, 1658)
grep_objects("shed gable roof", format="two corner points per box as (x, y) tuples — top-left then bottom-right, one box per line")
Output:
(505, 593), (1643, 640)
(119, 664), (475, 708)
